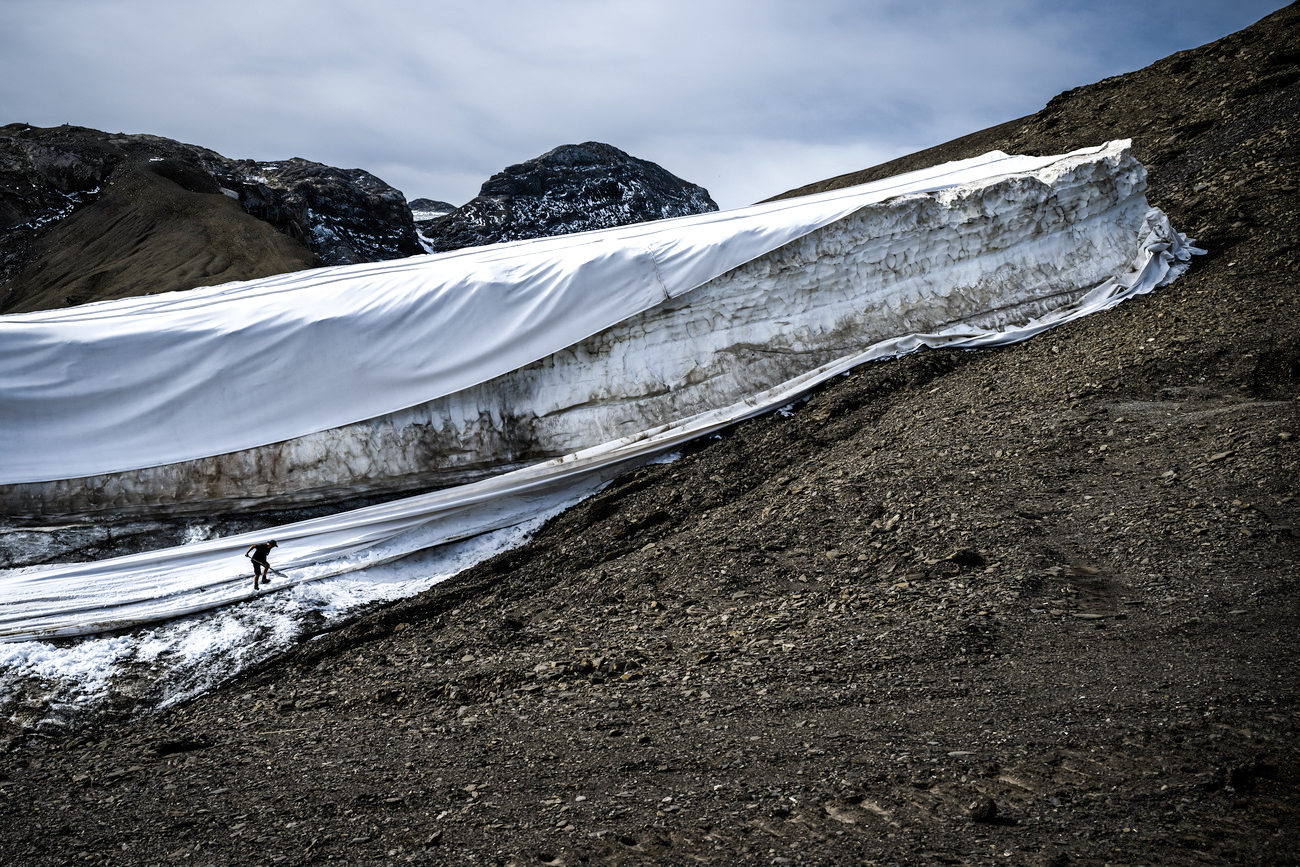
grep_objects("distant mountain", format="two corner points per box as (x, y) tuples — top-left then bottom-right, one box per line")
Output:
(0, 124), (421, 314)
(418, 142), (718, 252)
(408, 198), (456, 223)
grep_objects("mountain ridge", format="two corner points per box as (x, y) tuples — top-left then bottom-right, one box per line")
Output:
(0, 123), (424, 314)
(0, 129), (716, 314)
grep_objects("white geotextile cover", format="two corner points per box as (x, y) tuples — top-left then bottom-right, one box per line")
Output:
(1, 144), (1123, 486)
(0, 204), (1199, 641)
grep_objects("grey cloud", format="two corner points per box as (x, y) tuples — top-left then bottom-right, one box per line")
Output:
(0, 0), (1288, 209)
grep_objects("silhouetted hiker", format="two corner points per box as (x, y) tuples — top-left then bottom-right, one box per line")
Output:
(245, 540), (277, 590)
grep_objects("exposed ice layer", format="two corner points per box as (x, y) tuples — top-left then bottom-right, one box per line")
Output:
(2, 142), (1174, 517)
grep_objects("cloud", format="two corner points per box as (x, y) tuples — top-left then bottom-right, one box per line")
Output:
(0, 0), (1288, 209)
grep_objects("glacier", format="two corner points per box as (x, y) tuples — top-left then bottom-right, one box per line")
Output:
(0, 140), (1199, 650)
(1, 141), (1192, 515)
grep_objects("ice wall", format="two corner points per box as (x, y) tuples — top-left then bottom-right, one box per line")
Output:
(0, 143), (1167, 518)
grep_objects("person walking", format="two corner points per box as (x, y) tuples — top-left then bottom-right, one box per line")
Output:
(245, 540), (278, 591)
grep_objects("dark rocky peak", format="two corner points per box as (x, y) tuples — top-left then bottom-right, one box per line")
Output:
(214, 157), (422, 266)
(0, 124), (111, 208)
(409, 198), (457, 237)
(420, 141), (718, 253)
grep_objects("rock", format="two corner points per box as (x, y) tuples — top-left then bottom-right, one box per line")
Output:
(945, 548), (987, 568)
(967, 795), (998, 823)
(217, 157), (422, 265)
(152, 737), (210, 757)
(1226, 760), (1278, 790)
(419, 141), (717, 252)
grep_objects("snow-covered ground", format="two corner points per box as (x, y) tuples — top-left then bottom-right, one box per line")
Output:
(0, 509), (564, 738)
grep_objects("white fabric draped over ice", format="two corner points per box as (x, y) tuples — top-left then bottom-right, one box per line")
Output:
(0, 201), (1199, 642)
(1, 144), (1121, 486)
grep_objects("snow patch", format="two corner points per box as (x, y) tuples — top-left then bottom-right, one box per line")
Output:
(0, 516), (556, 734)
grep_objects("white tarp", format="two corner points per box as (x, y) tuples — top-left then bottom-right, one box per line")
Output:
(0, 200), (1199, 641)
(1, 144), (1121, 486)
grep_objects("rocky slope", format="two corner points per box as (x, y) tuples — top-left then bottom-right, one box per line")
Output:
(419, 142), (718, 252)
(0, 125), (421, 314)
(1, 5), (1298, 866)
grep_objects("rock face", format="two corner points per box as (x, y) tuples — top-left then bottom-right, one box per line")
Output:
(0, 124), (421, 313)
(214, 157), (422, 266)
(420, 142), (718, 252)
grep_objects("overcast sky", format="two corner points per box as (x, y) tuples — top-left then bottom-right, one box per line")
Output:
(1, 0), (1287, 210)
